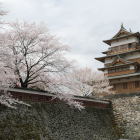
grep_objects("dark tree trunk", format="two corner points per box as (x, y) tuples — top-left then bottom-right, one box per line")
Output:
(20, 82), (28, 88)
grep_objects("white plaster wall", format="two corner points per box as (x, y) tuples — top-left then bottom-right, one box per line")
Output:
(125, 52), (140, 60)
(130, 65), (135, 70)
(104, 69), (108, 74)
(105, 58), (113, 64)
(104, 52), (140, 65)
(111, 37), (139, 47)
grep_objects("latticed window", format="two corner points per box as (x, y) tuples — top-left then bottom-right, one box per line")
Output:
(108, 66), (130, 73)
(128, 43), (132, 49)
(123, 83), (128, 89)
(112, 84), (116, 90)
(135, 81), (140, 88)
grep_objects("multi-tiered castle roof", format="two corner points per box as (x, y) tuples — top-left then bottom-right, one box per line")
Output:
(95, 24), (140, 93)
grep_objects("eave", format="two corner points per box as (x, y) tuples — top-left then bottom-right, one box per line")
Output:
(95, 48), (140, 63)
(102, 50), (109, 54)
(98, 62), (138, 71)
(103, 32), (140, 45)
(108, 72), (140, 80)
(95, 56), (106, 63)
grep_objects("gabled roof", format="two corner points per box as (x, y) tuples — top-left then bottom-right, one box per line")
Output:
(103, 24), (140, 45)
(112, 24), (133, 39)
(111, 56), (131, 66)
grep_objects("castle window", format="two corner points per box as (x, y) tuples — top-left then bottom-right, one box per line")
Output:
(112, 84), (116, 90)
(108, 66), (129, 74)
(121, 66), (129, 71)
(135, 81), (140, 88)
(128, 43), (132, 49)
(123, 83), (128, 89)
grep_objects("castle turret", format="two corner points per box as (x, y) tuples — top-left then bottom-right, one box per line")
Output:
(95, 25), (140, 94)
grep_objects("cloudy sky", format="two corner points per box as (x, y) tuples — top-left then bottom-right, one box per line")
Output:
(1, 0), (140, 71)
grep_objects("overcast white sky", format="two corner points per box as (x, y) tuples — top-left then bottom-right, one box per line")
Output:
(1, 0), (140, 71)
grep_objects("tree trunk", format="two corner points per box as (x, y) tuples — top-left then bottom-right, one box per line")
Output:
(21, 82), (28, 88)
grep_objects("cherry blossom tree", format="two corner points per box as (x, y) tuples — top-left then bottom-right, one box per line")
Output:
(0, 62), (30, 109)
(0, 21), (85, 109)
(0, 5), (7, 25)
(53, 67), (113, 97)
(0, 22), (71, 88)
(0, 7), (31, 108)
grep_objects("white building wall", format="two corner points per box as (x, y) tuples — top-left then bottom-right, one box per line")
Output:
(125, 52), (140, 60)
(104, 69), (108, 74)
(105, 58), (113, 64)
(130, 65), (135, 70)
(111, 37), (139, 47)
(105, 52), (140, 65)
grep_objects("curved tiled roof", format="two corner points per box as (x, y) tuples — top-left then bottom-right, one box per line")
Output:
(103, 24), (140, 45)
(95, 48), (140, 62)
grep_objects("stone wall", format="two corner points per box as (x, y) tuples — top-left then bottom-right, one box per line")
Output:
(106, 93), (140, 139)
(0, 101), (119, 140)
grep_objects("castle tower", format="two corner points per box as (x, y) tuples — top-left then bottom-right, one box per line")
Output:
(95, 24), (140, 94)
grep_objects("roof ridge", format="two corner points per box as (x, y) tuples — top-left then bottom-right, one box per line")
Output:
(112, 24), (133, 39)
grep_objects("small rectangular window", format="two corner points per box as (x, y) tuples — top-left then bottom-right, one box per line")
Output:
(135, 81), (140, 88)
(128, 43), (132, 49)
(113, 84), (116, 90)
(123, 83), (128, 89)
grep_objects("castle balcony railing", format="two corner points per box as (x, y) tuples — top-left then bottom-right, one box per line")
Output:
(107, 43), (140, 55)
